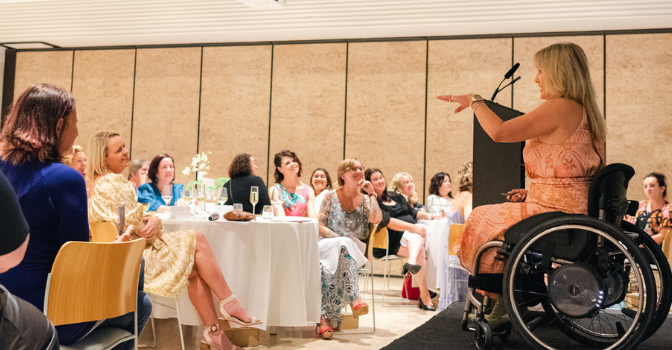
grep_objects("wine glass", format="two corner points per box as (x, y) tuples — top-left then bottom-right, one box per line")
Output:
(196, 183), (206, 213)
(219, 187), (228, 206)
(183, 185), (194, 205)
(161, 185), (173, 207)
(250, 186), (259, 215)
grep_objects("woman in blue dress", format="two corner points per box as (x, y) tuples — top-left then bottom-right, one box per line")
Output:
(138, 153), (183, 212)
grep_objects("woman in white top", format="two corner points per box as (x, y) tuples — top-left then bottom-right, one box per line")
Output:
(311, 168), (333, 214)
(426, 172), (453, 215)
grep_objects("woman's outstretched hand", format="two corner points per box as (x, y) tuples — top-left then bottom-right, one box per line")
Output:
(437, 94), (473, 113)
(506, 189), (528, 202)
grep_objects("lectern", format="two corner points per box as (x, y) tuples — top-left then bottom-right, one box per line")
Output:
(472, 100), (525, 208)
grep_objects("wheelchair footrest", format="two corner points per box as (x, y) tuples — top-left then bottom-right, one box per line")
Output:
(468, 274), (504, 295)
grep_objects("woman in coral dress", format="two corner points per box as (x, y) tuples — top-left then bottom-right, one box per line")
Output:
(438, 42), (606, 326)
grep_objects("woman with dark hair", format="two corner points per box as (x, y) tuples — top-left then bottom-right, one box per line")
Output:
(426, 172), (453, 215)
(630, 172), (670, 245)
(88, 132), (259, 350)
(223, 153), (270, 213)
(0, 84), (151, 348)
(311, 168), (332, 214)
(365, 168), (440, 310)
(269, 150), (316, 218)
(138, 154), (183, 212)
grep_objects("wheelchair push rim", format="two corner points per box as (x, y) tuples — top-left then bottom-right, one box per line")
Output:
(503, 219), (656, 350)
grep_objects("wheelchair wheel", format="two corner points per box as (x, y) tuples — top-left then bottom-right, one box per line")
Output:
(474, 321), (493, 350)
(503, 215), (657, 350)
(624, 221), (672, 339)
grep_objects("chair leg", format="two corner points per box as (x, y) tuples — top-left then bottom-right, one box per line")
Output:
(138, 315), (156, 348)
(175, 297), (186, 350)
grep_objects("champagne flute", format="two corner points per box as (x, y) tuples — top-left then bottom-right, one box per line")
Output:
(219, 187), (228, 206)
(183, 185), (194, 205)
(250, 186), (259, 215)
(196, 183), (206, 213)
(161, 185), (173, 207)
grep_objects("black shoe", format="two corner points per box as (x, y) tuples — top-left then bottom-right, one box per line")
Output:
(403, 263), (421, 275)
(429, 290), (437, 299)
(419, 297), (437, 311)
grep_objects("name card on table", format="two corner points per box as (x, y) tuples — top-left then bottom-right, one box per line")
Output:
(170, 206), (192, 218)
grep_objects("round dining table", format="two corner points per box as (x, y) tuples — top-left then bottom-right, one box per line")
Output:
(150, 217), (321, 329)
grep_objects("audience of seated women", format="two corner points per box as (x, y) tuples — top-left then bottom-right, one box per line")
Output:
(451, 162), (473, 220)
(440, 42), (606, 328)
(426, 172), (453, 215)
(128, 158), (149, 190)
(87, 131), (259, 350)
(269, 150), (316, 218)
(629, 172), (670, 246)
(64, 145), (87, 177)
(365, 168), (441, 311)
(138, 154), (182, 212)
(0, 84), (151, 348)
(317, 159), (382, 339)
(223, 153), (270, 213)
(390, 172), (427, 212)
(311, 168), (332, 214)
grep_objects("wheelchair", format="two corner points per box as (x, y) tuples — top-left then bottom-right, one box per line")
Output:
(461, 163), (672, 350)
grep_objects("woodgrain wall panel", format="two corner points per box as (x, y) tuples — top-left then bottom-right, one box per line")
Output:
(131, 48), (201, 184)
(14, 51), (73, 99)
(345, 41), (426, 193)
(606, 33), (672, 200)
(426, 39), (512, 201)
(269, 43), (346, 186)
(72, 49), (135, 154)
(200, 46), (272, 182)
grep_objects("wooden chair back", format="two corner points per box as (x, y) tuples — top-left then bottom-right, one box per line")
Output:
(44, 239), (146, 326)
(365, 223), (379, 259)
(662, 230), (672, 267)
(448, 224), (464, 256)
(90, 221), (119, 242)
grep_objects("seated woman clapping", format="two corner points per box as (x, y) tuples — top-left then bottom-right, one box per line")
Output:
(269, 150), (316, 218)
(366, 168), (441, 311)
(317, 159), (382, 339)
(87, 131), (259, 350)
(138, 154), (182, 212)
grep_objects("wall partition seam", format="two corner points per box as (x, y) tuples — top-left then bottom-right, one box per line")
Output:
(266, 44), (274, 185)
(422, 39), (429, 204)
(70, 51), (75, 92)
(129, 48), (138, 160)
(1, 49), (16, 125)
(343, 42), (349, 160)
(603, 33), (607, 160)
(195, 46), (204, 182)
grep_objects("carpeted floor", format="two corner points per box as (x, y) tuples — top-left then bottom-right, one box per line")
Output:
(383, 303), (672, 350)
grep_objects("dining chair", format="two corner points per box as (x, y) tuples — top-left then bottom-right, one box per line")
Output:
(366, 226), (412, 305)
(90, 221), (118, 242)
(448, 224), (468, 272)
(43, 238), (146, 350)
(144, 293), (186, 350)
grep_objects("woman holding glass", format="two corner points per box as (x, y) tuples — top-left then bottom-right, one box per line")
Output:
(87, 131), (260, 350)
(138, 154), (183, 212)
(317, 159), (382, 338)
(223, 153), (270, 214)
(270, 149), (316, 218)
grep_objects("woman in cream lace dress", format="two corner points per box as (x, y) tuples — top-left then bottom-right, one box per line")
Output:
(87, 131), (260, 350)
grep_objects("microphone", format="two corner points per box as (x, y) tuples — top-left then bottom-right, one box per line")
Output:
(491, 63), (520, 101)
(208, 212), (220, 221)
(504, 63), (520, 79)
(498, 76), (521, 91)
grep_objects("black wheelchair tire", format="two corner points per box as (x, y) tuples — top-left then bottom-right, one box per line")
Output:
(474, 321), (493, 350)
(503, 215), (657, 350)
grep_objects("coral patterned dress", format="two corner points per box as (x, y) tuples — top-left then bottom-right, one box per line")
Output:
(455, 110), (605, 275)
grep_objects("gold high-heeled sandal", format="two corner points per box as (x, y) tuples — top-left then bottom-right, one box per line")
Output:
(220, 294), (262, 327)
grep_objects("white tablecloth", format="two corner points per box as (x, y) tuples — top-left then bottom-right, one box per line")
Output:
(419, 211), (468, 311)
(151, 218), (321, 329)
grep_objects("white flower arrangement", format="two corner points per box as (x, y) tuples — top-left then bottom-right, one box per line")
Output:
(182, 151), (211, 180)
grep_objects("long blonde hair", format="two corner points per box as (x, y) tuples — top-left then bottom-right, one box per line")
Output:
(390, 172), (420, 207)
(86, 131), (119, 181)
(533, 42), (606, 142)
